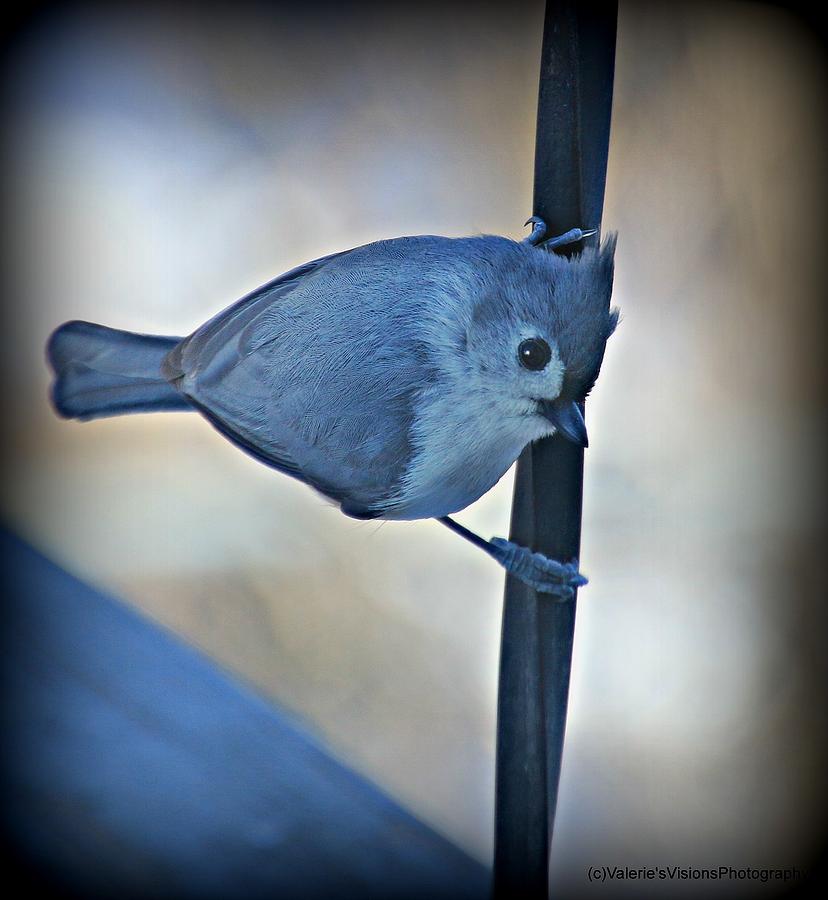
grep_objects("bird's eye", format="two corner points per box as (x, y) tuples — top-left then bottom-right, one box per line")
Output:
(518, 337), (551, 371)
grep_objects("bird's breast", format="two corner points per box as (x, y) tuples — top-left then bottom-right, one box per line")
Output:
(383, 391), (548, 520)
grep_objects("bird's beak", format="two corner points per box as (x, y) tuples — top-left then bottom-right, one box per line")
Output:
(540, 399), (589, 448)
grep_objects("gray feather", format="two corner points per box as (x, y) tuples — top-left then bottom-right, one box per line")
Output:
(165, 239), (454, 514)
(47, 321), (189, 421)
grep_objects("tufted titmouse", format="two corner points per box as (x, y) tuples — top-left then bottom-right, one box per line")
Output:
(47, 219), (618, 597)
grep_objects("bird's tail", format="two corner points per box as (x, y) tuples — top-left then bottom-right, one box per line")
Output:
(47, 320), (192, 421)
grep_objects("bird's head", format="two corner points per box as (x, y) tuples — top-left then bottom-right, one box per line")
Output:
(465, 234), (618, 447)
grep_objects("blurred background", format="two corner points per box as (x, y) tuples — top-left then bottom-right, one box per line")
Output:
(2, 0), (826, 894)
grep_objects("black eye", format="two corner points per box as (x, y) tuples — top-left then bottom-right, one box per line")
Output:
(518, 338), (551, 371)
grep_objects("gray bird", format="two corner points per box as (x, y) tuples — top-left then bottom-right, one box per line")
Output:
(47, 220), (618, 597)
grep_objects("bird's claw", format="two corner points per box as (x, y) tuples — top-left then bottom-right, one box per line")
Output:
(522, 217), (598, 250)
(522, 216), (548, 245)
(545, 226), (597, 249)
(490, 537), (587, 600)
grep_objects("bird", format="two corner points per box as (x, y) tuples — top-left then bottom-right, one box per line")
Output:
(47, 219), (618, 597)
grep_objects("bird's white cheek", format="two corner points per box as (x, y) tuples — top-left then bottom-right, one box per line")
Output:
(535, 357), (565, 399)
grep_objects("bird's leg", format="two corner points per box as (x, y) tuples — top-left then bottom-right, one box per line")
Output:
(437, 516), (587, 600)
(522, 216), (597, 249)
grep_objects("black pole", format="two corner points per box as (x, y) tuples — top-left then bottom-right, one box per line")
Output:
(493, 3), (617, 898)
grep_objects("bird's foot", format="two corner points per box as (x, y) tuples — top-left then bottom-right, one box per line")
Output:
(489, 537), (587, 600)
(522, 216), (597, 249)
(522, 216), (548, 245)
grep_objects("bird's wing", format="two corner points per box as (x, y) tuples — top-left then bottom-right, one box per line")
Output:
(163, 250), (349, 488)
(163, 248), (350, 386)
(166, 240), (435, 515)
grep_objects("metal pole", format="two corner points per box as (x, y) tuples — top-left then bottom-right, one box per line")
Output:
(493, 3), (617, 897)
